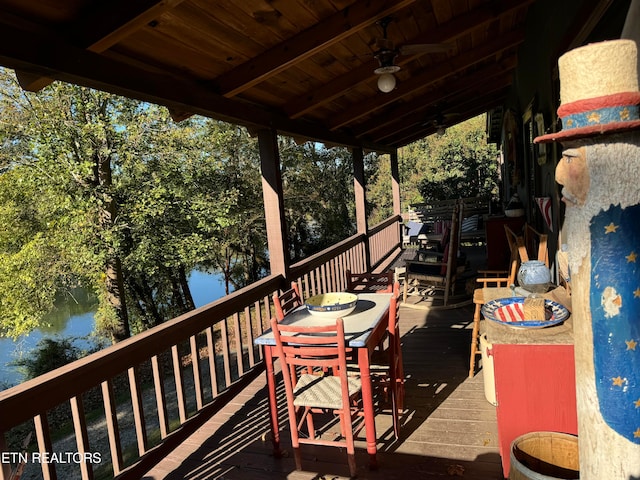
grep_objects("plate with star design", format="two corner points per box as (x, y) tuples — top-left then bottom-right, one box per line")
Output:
(481, 297), (570, 329)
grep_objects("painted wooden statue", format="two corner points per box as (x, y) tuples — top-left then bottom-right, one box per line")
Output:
(535, 39), (640, 479)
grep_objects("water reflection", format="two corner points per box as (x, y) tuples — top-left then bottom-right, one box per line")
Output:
(0, 269), (228, 388)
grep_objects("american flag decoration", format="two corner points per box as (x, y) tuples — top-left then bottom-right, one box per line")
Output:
(535, 197), (553, 232)
(481, 297), (569, 328)
(590, 204), (640, 444)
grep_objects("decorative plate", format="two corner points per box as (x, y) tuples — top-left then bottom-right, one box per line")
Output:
(481, 297), (570, 329)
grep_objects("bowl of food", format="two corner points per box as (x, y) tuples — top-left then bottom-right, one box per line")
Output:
(305, 292), (358, 319)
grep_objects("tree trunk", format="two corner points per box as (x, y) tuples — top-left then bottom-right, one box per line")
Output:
(96, 150), (130, 341)
(105, 257), (130, 340)
(127, 277), (162, 328)
(178, 264), (195, 311)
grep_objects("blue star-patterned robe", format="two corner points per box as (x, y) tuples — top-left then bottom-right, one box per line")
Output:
(590, 203), (640, 443)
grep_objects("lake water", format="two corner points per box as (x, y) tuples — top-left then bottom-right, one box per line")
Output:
(0, 269), (229, 388)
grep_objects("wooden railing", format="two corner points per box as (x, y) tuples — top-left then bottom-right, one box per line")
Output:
(368, 215), (402, 270)
(0, 215), (401, 480)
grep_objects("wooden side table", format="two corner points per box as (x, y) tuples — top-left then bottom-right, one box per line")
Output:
(472, 286), (576, 478)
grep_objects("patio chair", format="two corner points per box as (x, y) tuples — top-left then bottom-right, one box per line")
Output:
(273, 282), (303, 320)
(370, 281), (404, 439)
(469, 225), (523, 377)
(345, 269), (394, 293)
(524, 223), (549, 267)
(270, 317), (363, 477)
(402, 203), (463, 306)
(475, 225), (523, 288)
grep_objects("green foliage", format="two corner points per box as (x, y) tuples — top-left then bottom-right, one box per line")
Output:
(279, 141), (356, 261)
(10, 338), (83, 380)
(0, 67), (357, 341)
(406, 115), (499, 203)
(365, 115), (499, 225)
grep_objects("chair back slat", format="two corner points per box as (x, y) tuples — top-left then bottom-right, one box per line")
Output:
(273, 282), (303, 320)
(345, 269), (393, 293)
(271, 319), (349, 373)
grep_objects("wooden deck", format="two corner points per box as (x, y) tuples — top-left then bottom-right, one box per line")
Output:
(143, 291), (503, 480)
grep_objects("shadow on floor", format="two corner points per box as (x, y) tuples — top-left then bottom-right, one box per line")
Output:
(143, 294), (502, 480)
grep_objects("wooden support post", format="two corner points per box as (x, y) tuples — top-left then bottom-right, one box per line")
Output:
(258, 128), (290, 279)
(390, 150), (401, 216)
(352, 147), (370, 270)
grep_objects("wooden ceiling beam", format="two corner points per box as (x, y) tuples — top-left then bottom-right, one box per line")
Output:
(68, 0), (186, 51)
(0, 19), (393, 154)
(12, 0), (186, 92)
(372, 75), (514, 143)
(213, 0), (417, 98)
(387, 90), (510, 147)
(283, 0), (534, 119)
(355, 61), (517, 139)
(329, 29), (524, 131)
(353, 65), (515, 138)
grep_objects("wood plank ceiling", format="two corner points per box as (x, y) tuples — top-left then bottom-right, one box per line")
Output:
(0, 0), (536, 152)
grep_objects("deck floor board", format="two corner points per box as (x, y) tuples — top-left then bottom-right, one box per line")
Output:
(144, 263), (503, 479)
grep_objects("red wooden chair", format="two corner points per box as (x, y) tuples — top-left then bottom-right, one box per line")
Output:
(370, 281), (404, 438)
(345, 269), (394, 293)
(273, 282), (302, 320)
(270, 317), (363, 477)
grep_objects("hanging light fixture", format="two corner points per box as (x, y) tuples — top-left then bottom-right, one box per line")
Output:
(374, 56), (400, 93)
(373, 16), (400, 93)
(377, 72), (396, 93)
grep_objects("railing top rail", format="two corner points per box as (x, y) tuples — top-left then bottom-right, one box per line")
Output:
(0, 214), (402, 432)
(289, 233), (364, 279)
(0, 274), (285, 429)
(368, 214), (402, 235)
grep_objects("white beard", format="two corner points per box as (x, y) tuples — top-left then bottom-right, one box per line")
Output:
(562, 134), (640, 275)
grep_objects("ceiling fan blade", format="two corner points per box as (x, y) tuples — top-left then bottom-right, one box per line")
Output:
(398, 43), (453, 55)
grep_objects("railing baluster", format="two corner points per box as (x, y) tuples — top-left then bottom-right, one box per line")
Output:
(101, 379), (123, 475)
(189, 335), (203, 411)
(127, 366), (148, 455)
(205, 327), (219, 397)
(70, 395), (93, 480)
(151, 355), (169, 439)
(34, 413), (56, 480)
(0, 433), (11, 480)
(220, 319), (232, 388)
(171, 345), (187, 424)
(245, 305), (256, 367)
(232, 312), (244, 377)
(0, 216), (401, 479)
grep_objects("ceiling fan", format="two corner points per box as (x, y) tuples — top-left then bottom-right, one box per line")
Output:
(422, 111), (460, 136)
(373, 17), (453, 93)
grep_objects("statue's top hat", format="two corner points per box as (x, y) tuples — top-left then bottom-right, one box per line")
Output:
(535, 39), (640, 144)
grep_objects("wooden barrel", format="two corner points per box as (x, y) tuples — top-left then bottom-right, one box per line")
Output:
(509, 432), (579, 480)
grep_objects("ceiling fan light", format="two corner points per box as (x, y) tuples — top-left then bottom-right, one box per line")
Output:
(377, 73), (396, 93)
(374, 64), (401, 75)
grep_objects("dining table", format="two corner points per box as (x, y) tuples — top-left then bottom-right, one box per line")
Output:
(254, 292), (393, 469)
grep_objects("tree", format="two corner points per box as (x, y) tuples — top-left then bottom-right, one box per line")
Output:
(367, 115), (500, 224)
(0, 71), (131, 340)
(0, 67), (361, 342)
(413, 116), (499, 202)
(0, 70), (266, 339)
(279, 140), (356, 261)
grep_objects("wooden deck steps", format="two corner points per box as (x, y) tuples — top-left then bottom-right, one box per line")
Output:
(143, 300), (502, 480)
